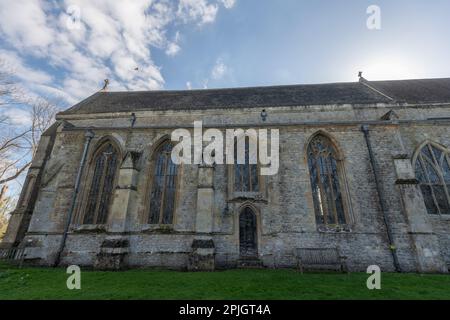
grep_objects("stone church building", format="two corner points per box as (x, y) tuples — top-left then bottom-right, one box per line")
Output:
(2, 76), (450, 272)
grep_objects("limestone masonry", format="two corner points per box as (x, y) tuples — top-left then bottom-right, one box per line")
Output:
(2, 76), (450, 272)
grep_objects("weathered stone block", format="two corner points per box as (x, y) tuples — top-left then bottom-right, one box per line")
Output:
(187, 239), (215, 271)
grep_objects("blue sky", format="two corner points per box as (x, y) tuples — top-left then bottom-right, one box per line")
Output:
(0, 0), (450, 109)
(161, 0), (450, 89)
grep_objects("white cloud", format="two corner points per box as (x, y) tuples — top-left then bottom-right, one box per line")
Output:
(0, 0), (54, 51)
(221, 0), (236, 9)
(29, 84), (78, 105)
(166, 31), (181, 56)
(178, 0), (219, 25)
(166, 42), (181, 56)
(0, 50), (53, 84)
(0, 0), (236, 105)
(186, 81), (192, 89)
(211, 58), (227, 79)
(1, 108), (32, 126)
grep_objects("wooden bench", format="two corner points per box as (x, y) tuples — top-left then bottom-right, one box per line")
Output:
(294, 247), (347, 273)
(0, 247), (26, 267)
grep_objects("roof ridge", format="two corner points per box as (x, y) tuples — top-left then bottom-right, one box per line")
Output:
(95, 77), (450, 95)
(98, 81), (363, 95)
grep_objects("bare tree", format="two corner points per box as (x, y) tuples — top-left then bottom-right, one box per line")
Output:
(0, 60), (19, 106)
(0, 100), (58, 186)
(0, 59), (59, 190)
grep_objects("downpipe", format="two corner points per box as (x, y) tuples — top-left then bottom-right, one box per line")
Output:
(54, 129), (95, 267)
(361, 124), (401, 272)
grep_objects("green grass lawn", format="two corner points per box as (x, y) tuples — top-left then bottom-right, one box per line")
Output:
(0, 262), (449, 300)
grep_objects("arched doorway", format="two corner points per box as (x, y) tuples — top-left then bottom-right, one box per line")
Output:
(239, 207), (258, 258)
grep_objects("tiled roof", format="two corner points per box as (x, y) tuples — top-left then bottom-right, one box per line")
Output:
(58, 77), (450, 115)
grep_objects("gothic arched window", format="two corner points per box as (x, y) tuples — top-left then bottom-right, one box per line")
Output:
(307, 134), (348, 226)
(234, 136), (259, 192)
(148, 141), (178, 224)
(83, 141), (119, 225)
(415, 143), (450, 215)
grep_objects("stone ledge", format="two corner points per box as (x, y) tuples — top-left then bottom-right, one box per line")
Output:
(317, 224), (353, 233)
(141, 224), (175, 234)
(229, 192), (267, 203)
(72, 224), (107, 233)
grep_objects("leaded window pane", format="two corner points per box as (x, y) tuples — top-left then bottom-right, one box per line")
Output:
(307, 134), (348, 226)
(415, 160), (426, 182)
(415, 143), (450, 215)
(83, 142), (119, 225)
(434, 185), (450, 213)
(423, 158), (440, 183)
(442, 157), (450, 184)
(431, 145), (443, 162)
(148, 142), (178, 224)
(422, 145), (433, 160)
(234, 137), (259, 192)
(149, 151), (165, 224)
(97, 149), (118, 224)
(251, 163), (259, 192)
(420, 185), (439, 214)
(162, 159), (177, 224)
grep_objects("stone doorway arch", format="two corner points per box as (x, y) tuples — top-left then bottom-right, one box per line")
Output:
(239, 206), (258, 258)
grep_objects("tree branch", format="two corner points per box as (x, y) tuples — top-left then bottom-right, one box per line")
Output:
(0, 161), (31, 185)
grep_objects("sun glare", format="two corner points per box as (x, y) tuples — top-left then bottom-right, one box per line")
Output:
(354, 53), (426, 81)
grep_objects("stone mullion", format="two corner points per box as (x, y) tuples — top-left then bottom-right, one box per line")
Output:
(325, 154), (339, 224)
(315, 156), (329, 224)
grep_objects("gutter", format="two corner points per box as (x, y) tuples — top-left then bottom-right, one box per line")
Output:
(56, 118), (450, 132)
(361, 124), (401, 272)
(54, 129), (95, 267)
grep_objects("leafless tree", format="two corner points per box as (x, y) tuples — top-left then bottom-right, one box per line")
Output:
(0, 60), (19, 106)
(0, 59), (59, 188)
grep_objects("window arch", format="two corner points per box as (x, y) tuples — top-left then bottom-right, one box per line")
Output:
(307, 133), (348, 226)
(83, 141), (119, 225)
(414, 142), (450, 215)
(234, 136), (259, 192)
(148, 141), (178, 224)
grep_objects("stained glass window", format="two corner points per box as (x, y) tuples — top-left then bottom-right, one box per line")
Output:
(234, 137), (259, 192)
(83, 142), (119, 225)
(148, 142), (178, 224)
(307, 134), (347, 225)
(415, 143), (450, 215)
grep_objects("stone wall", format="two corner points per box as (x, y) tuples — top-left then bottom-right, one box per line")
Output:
(6, 101), (450, 272)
